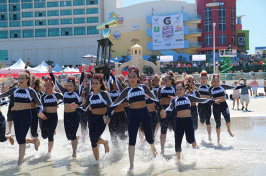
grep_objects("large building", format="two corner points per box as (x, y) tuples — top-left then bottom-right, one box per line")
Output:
(0, 0), (103, 66)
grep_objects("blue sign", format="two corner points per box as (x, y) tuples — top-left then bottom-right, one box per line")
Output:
(113, 31), (121, 39)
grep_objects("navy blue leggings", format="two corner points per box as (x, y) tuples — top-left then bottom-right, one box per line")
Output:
(160, 105), (176, 134)
(141, 111), (158, 138)
(13, 109), (32, 144)
(0, 112), (7, 142)
(175, 117), (195, 152)
(39, 112), (58, 142)
(213, 101), (230, 129)
(30, 108), (39, 138)
(64, 111), (80, 140)
(89, 113), (106, 148)
(191, 105), (198, 130)
(109, 111), (127, 145)
(128, 107), (154, 146)
(198, 103), (211, 125)
(79, 110), (91, 131)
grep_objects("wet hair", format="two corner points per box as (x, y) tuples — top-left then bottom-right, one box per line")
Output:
(164, 71), (176, 86)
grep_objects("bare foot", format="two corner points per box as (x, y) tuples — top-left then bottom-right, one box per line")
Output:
(54, 131), (56, 135)
(151, 145), (158, 157)
(228, 131), (234, 137)
(127, 166), (134, 174)
(72, 153), (77, 158)
(200, 123), (204, 126)
(217, 138), (220, 145)
(141, 138), (146, 143)
(34, 138), (40, 151)
(160, 149), (164, 156)
(104, 141), (110, 153)
(8, 135), (14, 145)
(208, 135), (212, 142)
(16, 165), (21, 170)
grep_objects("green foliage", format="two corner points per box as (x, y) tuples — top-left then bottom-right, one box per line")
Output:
(148, 55), (157, 64)
(0, 61), (5, 69)
(120, 55), (129, 63)
(46, 60), (54, 67)
(263, 58), (266, 64)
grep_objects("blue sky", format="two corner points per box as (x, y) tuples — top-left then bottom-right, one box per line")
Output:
(120, 0), (266, 54)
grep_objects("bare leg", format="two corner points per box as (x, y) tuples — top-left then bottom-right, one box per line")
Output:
(154, 123), (160, 138)
(246, 103), (249, 109)
(128, 145), (135, 173)
(6, 135), (14, 145)
(71, 136), (79, 158)
(216, 128), (221, 144)
(236, 98), (239, 109)
(92, 146), (100, 161)
(226, 123), (234, 137)
(232, 98), (235, 109)
(48, 141), (54, 153)
(150, 143), (157, 157)
(176, 152), (181, 163)
(160, 134), (166, 155)
(97, 138), (109, 153)
(192, 141), (197, 148)
(18, 144), (26, 168)
(207, 125), (212, 142)
(26, 137), (40, 151)
(7, 121), (12, 134)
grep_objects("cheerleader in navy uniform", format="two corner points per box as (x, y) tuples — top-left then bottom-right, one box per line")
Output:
(48, 65), (85, 158)
(71, 74), (112, 163)
(210, 74), (248, 144)
(0, 71), (43, 168)
(165, 81), (217, 161)
(103, 67), (166, 173)
(39, 77), (63, 154)
(196, 70), (212, 141)
(157, 72), (176, 155)
(0, 98), (14, 145)
(185, 75), (201, 131)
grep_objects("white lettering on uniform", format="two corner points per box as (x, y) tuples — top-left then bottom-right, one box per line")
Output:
(161, 89), (174, 94)
(44, 98), (56, 103)
(129, 91), (145, 98)
(14, 93), (28, 99)
(110, 93), (119, 97)
(212, 89), (224, 94)
(175, 100), (190, 106)
(64, 94), (77, 98)
(199, 88), (208, 92)
(91, 99), (101, 104)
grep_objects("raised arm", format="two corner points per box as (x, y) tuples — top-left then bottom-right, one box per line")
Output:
(195, 90), (201, 98)
(188, 95), (215, 104)
(77, 71), (85, 96)
(30, 88), (43, 112)
(157, 87), (162, 100)
(222, 84), (246, 90)
(0, 87), (16, 98)
(77, 94), (91, 112)
(49, 66), (66, 94)
(110, 73), (124, 92)
(105, 88), (130, 117)
(143, 84), (163, 110)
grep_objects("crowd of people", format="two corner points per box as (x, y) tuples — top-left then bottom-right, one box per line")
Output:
(0, 64), (260, 173)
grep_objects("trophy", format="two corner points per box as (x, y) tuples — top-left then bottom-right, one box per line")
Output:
(95, 13), (119, 76)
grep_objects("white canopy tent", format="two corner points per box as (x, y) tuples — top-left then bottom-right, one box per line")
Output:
(32, 64), (49, 73)
(160, 55), (174, 63)
(53, 63), (62, 72)
(41, 60), (49, 67)
(63, 66), (72, 72)
(192, 55), (206, 61)
(0, 58), (37, 74)
(75, 68), (80, 72)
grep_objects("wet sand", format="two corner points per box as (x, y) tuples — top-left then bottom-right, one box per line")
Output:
(0, 89), (266, 176)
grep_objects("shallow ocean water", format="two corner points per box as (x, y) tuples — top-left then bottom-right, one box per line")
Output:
(0, 117), (266, 176)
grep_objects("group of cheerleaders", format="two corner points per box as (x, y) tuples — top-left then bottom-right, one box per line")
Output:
(0, 65), (249, 173)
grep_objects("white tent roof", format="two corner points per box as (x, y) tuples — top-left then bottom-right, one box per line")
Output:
(41, 60), (49, 67)
(70, 67), (77, 72)
(75, 68), (80, 72)
(0, 58), (37, 74)
(63, 66), (72, 72)
(53, 63), (62, 72)
(31, 64), (49, 73)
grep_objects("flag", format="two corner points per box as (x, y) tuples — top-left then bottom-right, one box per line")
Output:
(152, 8), (154, 16)
(182, 6), (184, 13)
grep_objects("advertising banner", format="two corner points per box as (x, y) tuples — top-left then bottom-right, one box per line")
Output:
(152, 14), (184, 50)
(237, 34), (246, 47)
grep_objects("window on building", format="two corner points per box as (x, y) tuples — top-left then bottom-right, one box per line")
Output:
(73, 9), (85, 15)
(23, 29), (34, 38)
(86, 8), (98, 14)
(9, 13), (20, 21)
(34, 0), (45, 1)
(0, 22), (7, 27)
(0, 0), (7, 3)
(60, 1), (71, 7)
(0, 50), (8, 60)
(87, 26), (98, 35)
(0, 31), (8, 39)
(60, 10), (72, 16)
(61, 27), (72, 36)
(22, 3), (33, 9)
(9, 0), (20, 3)
(219, 6), (226, 31)
(0, 13), (7, 21)
(22, 12), (33, 18)
(87, 17), (98, 23)
(232, 34), (236, 45)
(0, 5), (7, 12)
(48, 19), (59, 25)
(73, 0), (85, 6)
(10, 30), (21, 38)
(9, 4), (20, 12)
(47, 2), (58, 8)
(34, 2), (46, 8)
(219, 34), (226, 45)
(86, 0), (98, 5)
(74, 18), (85, 24)
(35, 20), (46, 26)
(35, 29), (46, 37)
(74, 27), (85, 35)
(205, 35), (212, 46)
(61, 18), (72, 24)
(22, 0), (33, 2)
(22, 20), (33, 26)
(10, 21), (20, 27)
(48, 10), (59, 16)
(231, 7), (235, 31)
(48, 28), (59, 37)
(35, 11), (46, 17)
(204, 7), (212, 32)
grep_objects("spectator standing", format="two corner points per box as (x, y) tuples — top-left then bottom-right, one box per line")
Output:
(238, 78), (252, 111)
(251, 76), (258, 97)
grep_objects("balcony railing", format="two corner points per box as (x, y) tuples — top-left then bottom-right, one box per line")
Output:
(189, 15), (202, 21)
(189, 42), (202, 47)
(189, 28), (202, 34)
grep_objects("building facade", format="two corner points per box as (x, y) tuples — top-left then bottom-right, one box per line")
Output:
(196, 0), (237, 53)
(0, 0), (103, 66)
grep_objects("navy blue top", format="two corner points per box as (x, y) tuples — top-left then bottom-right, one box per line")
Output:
(41, 92), (63, 107)
(209, 84), (246, 98)
(157, 86), (176, 99)
(197, 84), (210, 96)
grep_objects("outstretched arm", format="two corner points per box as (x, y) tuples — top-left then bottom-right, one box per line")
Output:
(30, 89), (43, 113)
(0, 87), (16, 98)
(222, 84), (246, 90)
(110, 73), (124, 92)
(143, 84), (163, 110)
(188, 95), (215, 104)
(49, 65), (66, 94)
(165, 98), (176, 112)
